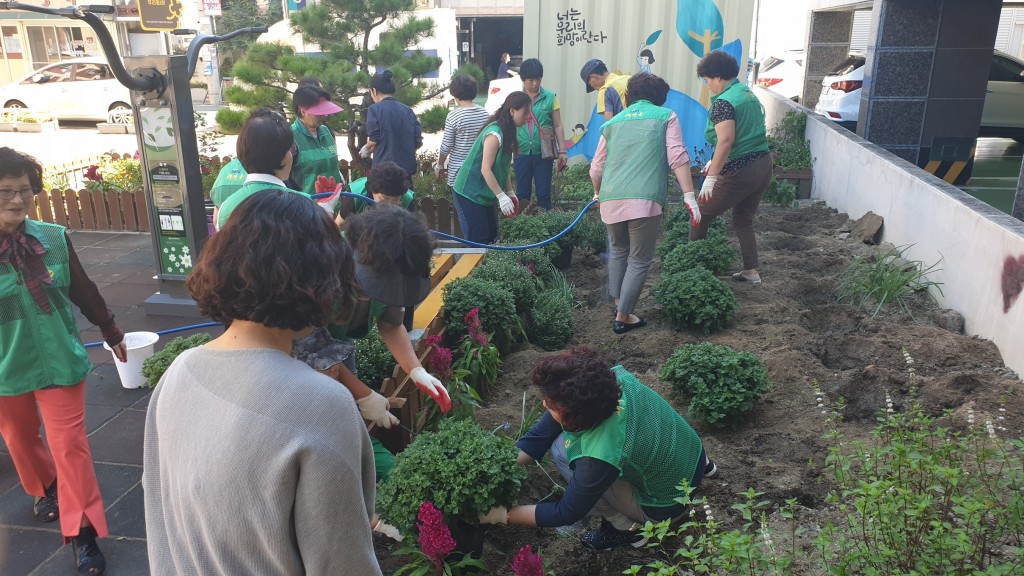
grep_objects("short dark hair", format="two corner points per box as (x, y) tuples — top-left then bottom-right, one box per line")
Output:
(293, 85), (333, 116)
(532, 347), (621, 432)
(187, 189), (358, 330)
(696, 50), (740, 80)
(366, 161), (408, 198)
(297, 76), (323, 89)
(345, 205), (435, 279)
(370, 69), (397, 95)
(449, 74), (478, 101)
(236, 108), (294, 175)
(626, 73), (670, 106)
(519, 58), (544, 80)
(592, 61), (608, 76)
(0, 147), (43, 194)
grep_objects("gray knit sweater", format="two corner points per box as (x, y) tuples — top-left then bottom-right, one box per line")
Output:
(143, 347), (382, 575)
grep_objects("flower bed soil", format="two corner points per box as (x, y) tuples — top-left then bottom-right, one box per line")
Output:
(378, 201), (1024, 575)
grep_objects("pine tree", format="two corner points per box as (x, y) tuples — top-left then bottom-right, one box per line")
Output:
(223, 0), (441, 158)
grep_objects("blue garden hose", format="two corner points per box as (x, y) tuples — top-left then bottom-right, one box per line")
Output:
(82, 195), (597, 348)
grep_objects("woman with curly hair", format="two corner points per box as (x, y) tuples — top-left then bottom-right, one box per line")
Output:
(337, 160), (416, 222)
(478, 347), (717, 551)
(143, 189), (384, 575)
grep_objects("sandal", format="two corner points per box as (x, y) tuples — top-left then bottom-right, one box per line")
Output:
(612, 317), (646, 334)
(71, 525), (105, 575)
(33, 477), (59, 523)
(731, 272), (762, 285)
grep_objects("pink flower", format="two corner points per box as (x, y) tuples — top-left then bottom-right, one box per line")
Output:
(464, 307), (489, 347)
(424, 335), (453, 383)
(417, 502), (455, 574)
(511, 545), (545, 576)
(522, 261), (537, 274)
(84, 165), (103, 182)
(133, 150), (141, 160)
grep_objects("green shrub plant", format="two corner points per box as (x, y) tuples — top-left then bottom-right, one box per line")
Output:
(527, 289), (574, 351)
(355, 327), (395, 390)
(442, 277), (518, 353)
(660, 342), (770, 425)
(140, 333), (213, 388)
(661, 237), (737, 277)
(764, 176), (798, 208)
(472, 256), (540, 314)
(653, 267), (736, 333)
(835, 244), (943, 318)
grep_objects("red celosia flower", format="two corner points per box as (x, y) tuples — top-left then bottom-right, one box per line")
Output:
(84, 165), (103, 182)
(417, 501), (455, 574)
(464, 307), (489, 347)
(522, 261), (537, 274)
(511, 545), (545, 576)
(424, 335), (453, 383)
(133, 150), (141, 160)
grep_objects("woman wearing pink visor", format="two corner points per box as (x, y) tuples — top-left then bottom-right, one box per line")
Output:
(291, 85), (345, 196)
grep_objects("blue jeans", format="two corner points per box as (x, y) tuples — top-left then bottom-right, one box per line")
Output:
(453, 192), (498, 244)
(450, 186), (469, 238)
(514, 154), (554, 210)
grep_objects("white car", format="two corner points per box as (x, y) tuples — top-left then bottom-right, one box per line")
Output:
(815, 50), (1024, 142)
(484, 76), (523, 114)
(756, 51), (805, 102)
(0, 58), (133, 124)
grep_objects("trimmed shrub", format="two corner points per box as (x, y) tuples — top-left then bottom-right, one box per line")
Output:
(487, 246), (555, 285)
(498, 214), (562, 262)
(660, 342), (771, 425)
(214, 108), (247, 134)
(654, 267), (736, 333)
(553, 161), (595, 201)
(661, 237), (737, 277)
(527, 289), (574, 351)
(355, 328), (394, 390)
(442, 277), (517, 351)
(473, 256), (540, 314)
(657, 214), (728, 258)
(376, 419), (527, 532)
(418, 104), (449, 134)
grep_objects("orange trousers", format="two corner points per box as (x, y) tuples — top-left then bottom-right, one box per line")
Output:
(0, 381), (108, 541)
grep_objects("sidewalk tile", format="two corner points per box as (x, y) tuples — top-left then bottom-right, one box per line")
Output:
(0, 528), (62, 576)
(105, 484), (146, 539)
(29, 536), (150, 576)
(87, 410), (146, 466)
(84, 365), (150, 409)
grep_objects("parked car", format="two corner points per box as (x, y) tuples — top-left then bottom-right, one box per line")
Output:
(0, 58), (133, 124)
(484, 76), (523, 114)
(815, 50), (1024, 142)
(756, 51), (805, 102)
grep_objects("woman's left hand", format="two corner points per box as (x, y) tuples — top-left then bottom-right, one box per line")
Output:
(111, 340), (128, 363)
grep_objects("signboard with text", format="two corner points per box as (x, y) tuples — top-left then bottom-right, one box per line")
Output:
(201, 0), (222, 17)
(139, 0), (182, 31)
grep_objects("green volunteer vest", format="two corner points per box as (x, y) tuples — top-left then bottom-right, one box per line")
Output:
(598, 100), (673, 206)
(516, 87), (557, 155)
(705, 79), (770, 162)
(453, 123), (512, 206)
(291, 120), (343, 196)
(348, 177), (414, 214)
(210, 158), (247, 208)
(564, 366), (704, 508)
(0, 220), (92, 396)
(217, 180), (306, 228)
(327, 300), (388, 340)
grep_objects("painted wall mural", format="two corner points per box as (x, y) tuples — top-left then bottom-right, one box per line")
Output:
(560, 0), (753, 163)
(1002, 255), (1024, 312)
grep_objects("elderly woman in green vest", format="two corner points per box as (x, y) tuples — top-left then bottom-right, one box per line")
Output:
(337, 161), (415, 224)
(590, 73), (701, 334)
(290, 85), (345, 196)
(216, 108), (309, 229)
(515, 58), (567, 210)
(694, 50), (773, 286)
(0, 147), (128, 575)
(477, 347), (717, 551)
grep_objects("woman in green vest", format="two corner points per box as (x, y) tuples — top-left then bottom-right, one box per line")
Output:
(217, 108), (309, 229)
(694, 51), (773, 286)
(453, 91), (532, 244)
(515, 58), (567, 210)
(477, 347), (717, 551)
(0, 147), (128, 575)
(337, 161), (416, 223)
(591, 73), (701, 334)
(291, 85), (345, 196)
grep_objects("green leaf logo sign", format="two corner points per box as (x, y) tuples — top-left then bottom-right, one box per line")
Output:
(140, 108), (176, 152)
(677, 0), (724, 57)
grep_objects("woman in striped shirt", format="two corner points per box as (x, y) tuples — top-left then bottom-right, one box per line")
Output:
(438, 74), (491, 236)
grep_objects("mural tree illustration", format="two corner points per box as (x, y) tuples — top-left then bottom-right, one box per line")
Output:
(678, 0), (725, 106)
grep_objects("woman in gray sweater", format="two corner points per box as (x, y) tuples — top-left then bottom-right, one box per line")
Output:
(143, 189), (383, 575)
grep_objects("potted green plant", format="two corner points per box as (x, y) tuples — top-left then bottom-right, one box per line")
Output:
(15, 111), (57, 133)
(768, 110), (813, 199)
(0, 109), (16, 132)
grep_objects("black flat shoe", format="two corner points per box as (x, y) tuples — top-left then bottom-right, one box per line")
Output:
(612, 317), (646, 334)
(33, 477), (59, 523)
(71, 526), (105, 575)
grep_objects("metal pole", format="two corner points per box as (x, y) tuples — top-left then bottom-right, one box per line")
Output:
(208, 15), (221, 105)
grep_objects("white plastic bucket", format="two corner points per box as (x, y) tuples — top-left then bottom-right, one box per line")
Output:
(103, 331), (160, 389)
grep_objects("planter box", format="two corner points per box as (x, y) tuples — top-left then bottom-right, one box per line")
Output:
(191, 88), (208, 104)
(773, 167), (812, 199)
(0, 122), (14, 132)
(96, 122), (128, 134)
(15, 121), (56, 133)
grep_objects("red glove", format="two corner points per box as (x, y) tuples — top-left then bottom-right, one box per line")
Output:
(315, 176), (342, 194)
(410, 367), (452, 413)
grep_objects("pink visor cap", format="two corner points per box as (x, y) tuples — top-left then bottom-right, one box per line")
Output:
(303, 98), (344, 116)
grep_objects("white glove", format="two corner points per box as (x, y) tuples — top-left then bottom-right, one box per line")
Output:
(496, 192), (516, 216)
(355, 391), (399, 429)
(478, 506), (508, 525)
(359, 144), (372, 159)
(683, 191), (702, 225)
(372, 518), (404, 542)
(433, 162), (444, 177)
(699, 175), (718, 203)
(410, 367), (452, 413)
